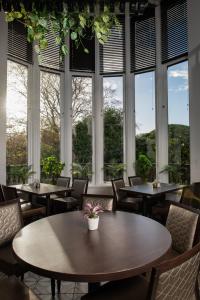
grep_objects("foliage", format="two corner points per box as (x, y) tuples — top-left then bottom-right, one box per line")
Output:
(104, 162), (126, 180)
(84, 203), (103, 219)
(7, 165), (35, 184)
(135, 154), (153, 182)
(41, 156), (65, 184)
(71, 162), (92, 179)
(4, 3), (119, 60)
(159, 164), (187, 184)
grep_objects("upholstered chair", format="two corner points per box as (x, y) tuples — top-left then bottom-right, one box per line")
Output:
(165, 204), (199, 255)
(111, 178), (143, 213)
(81, 242), (200, 300)
(2, 185), (46, 223)
(82, 195), (113, 211)
(128, 176), (143, 186)
(53, 178), (88, 212)
(0, 276), (40, 300)
(0, 199), (25, 277)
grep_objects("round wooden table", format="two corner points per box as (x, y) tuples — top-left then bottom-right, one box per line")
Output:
(13, 211), (171, 285)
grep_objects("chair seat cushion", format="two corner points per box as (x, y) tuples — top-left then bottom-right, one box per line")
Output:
(0, 243), (24, 276)
(117, 197), (143, 211)
(54, 196), (79, 204)
(0, 276), (39, 300)
(21, 204), (46, 219)
(81, 276), (148, 300)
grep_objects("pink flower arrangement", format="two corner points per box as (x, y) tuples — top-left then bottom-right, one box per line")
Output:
(84, 203), (103, 219)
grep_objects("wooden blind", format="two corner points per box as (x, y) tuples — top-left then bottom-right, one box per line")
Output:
(8, 21), (33, 64)
(161, 0), (188, 63)
(40, 25), (64, 72)
(100, 16), (125, 74)
(131, 8), (156, 73)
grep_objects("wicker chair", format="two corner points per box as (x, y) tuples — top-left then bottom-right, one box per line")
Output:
(0, 276), (40, 300)
(164, 204), (200, 259)
(112, 178), (143, 213)
(1, 185), (46, 223)
(81, 242), (200, 300)
(82, 195), (113, 211)
(0, 200), (25, 278)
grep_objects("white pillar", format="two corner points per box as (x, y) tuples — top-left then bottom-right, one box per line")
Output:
(125, 3), (135, 180)
(187, 0), (200, 182)
(155, 6), (168, 183)
(60, 38), (72, 177)
(0, 13), (7, 184)
(93, 5), (104, 185)
(28, 50), (40, 180)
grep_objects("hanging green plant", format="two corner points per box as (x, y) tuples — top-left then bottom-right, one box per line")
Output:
(4, 3), (119, 61)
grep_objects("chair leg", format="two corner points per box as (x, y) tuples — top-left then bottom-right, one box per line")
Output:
(57, 280), (61, 294)
(51, 279), (55, 297)
(195, 279), (200, 300)
(20, 274), (24, 281)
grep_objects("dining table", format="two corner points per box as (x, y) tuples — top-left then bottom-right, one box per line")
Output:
(12, 211), (172, 293)
(12, 183), (72, 216)
(120, 182), (184, 216)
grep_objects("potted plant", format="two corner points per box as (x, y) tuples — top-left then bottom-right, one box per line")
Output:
(42, 156), (65, 184)
(135, 154), (153, 182)
(15, 165), (35, 184)
(84, 203), (103, 231)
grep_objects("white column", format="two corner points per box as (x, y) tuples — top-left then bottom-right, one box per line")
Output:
(0, 13), (7, 184)
(28, 50), (40, 180)
(125, 3), (135, 180)
(187, 0), (200, 182)
(60, 38), (72, 177)
(93, 4), (104, 185)
(155, 6), (168, 183)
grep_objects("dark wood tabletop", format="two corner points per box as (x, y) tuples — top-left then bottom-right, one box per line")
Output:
(13, 211), (171, 283)
(12, 183), (71, 196)
(120, 182), (184, 196)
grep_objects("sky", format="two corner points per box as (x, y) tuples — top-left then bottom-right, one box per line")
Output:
(104, 60), (189, 135)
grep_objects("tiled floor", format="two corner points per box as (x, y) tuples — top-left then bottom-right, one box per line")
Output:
(24, 272), (87, 300)
(0, 271), (87, 300)
(0, 271), (199, 299)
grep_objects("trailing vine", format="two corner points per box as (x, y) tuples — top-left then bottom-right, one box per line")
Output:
(4, 3), (119, 61)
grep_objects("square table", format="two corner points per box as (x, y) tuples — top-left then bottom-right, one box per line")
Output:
(120, 182), (185, 216)
(12, 183), (72, 216)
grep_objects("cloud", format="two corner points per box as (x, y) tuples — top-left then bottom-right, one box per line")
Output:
(169, 84), (188, 93)
(168, 70), (188, 80)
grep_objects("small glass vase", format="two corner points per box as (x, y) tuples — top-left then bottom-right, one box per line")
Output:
(87, 216), (99, 230)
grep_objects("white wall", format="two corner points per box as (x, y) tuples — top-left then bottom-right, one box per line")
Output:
(187, 0), (200, 182)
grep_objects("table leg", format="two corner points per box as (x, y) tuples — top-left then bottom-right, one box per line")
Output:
(46, 194), (50, 216)
(143, 196), (148, 216)
(88, 282), (100, 293)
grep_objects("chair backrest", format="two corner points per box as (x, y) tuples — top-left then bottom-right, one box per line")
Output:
(0, 199), (22, 247)
(180, 183), (200, 210)
(111, 178), (126, 202)
(166, 204), (199, 254)
(82, 195), (113, 212)
(71, 178), (88, 200)
(1, 186), (18, 202)
(150, 242), (200, 300)
(128, 176), (143, 186)
(56, 176), (70, 188)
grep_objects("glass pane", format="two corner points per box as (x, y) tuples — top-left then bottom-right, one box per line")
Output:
(40, 71), (61, 182)
(72, 77), (93, 180)
(168, 61), (189, 184)
(6, 60), (28, 184)
(135, 72), (156, 181)
(103, 76), (124, 181)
